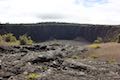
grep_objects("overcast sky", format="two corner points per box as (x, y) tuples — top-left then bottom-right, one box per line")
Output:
(0, 0), (120, 24)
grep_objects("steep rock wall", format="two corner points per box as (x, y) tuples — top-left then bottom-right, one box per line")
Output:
(0, 23), (120, 42)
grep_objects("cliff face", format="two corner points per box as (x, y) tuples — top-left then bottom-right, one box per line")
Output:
(0, 22), (120, 42)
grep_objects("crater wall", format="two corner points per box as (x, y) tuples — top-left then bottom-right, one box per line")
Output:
(0, 23), (120, 42)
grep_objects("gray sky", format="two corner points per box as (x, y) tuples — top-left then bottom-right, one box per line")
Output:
(0, 0), (120, 24)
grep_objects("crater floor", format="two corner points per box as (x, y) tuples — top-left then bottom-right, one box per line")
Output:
(0, 40), (120, 80)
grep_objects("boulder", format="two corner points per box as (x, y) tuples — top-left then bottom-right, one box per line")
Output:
(63, 59), (96, 71)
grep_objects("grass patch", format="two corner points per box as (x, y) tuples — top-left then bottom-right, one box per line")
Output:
(37, 66), (48, 71)
(2, 33), (17, 42)
(0, 35), (2, 42)
(106, 58), (116, 64)
(0, 33), (33, 46)
(5, 41), (20, 46)
(19, 34), (33, 45)
(27, 73), (41, 80)
(88, 44), (100, 49)
(89, 54), (99, 59)
(70, 55), (80, 60)
(94, 37), (103, 44)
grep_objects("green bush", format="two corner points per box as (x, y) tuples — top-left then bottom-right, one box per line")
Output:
(2, 33), (17, 42)
(19, 34), (33, 45)
(94, 37), (103, 43)
(0, 33), (34, 46)
(116, 34), (120, 43)
(27, 73), (40, 80)
(0, 35), (2, 42)
(88, 44), (100, 49)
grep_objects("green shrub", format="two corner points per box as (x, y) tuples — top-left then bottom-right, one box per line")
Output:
(19, 34), (33, 45)
(94, 37), (103, 43)
(0, 35), (2, 42)
(71, 55), (79, 59)
(27, 73), (40, 80)
(88, 44), (100, 49)
(106, 58), (116, 64)
(2, 33), (17, 42)
(0, 33), (33, 46)
(37, 66), (49, 71)
(116, 34), (120, 43)
(90, 54), (99, 59)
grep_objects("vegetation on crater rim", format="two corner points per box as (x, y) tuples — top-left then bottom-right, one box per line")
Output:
(0, 33), (33, 46)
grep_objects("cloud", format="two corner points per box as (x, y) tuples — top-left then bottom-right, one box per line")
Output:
(83, 0), (108, 7)
(0, 0), (120, 24)
(75, 0), (108, 6)
(37, 13), (66, 19)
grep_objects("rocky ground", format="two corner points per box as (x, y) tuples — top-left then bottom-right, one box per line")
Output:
(0, 40), (120, 80)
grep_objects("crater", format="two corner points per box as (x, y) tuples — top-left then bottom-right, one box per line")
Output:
(0, 22), (120, 43)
